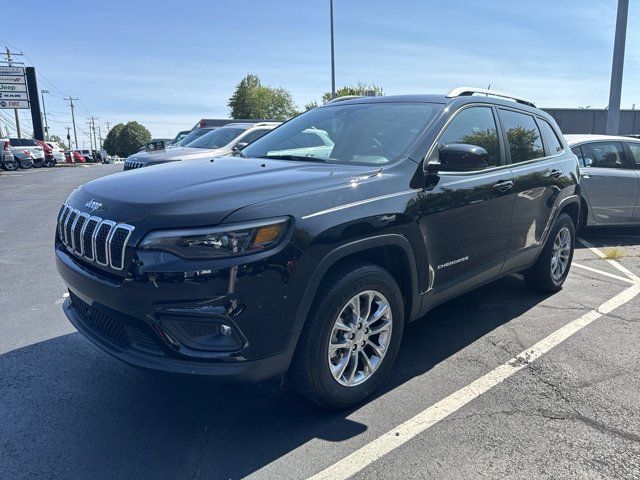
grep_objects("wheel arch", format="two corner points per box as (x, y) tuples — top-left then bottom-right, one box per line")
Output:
(291, 234), (421, 336)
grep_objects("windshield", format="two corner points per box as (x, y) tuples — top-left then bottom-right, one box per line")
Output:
(242, 102), (438, 165)
(188, 127), (245, 149)
(178, 128), (215, 146)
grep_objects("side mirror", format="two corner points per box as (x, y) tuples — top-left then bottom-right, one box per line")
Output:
(232, 142), (249, 152)
(438, 144), (489, 172)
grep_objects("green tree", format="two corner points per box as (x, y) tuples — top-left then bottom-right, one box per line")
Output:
(49, 134), (67, 150)
(103, 123), (125, 156)
(228, 74), (297, 120)
(320, 83), (384, 104)
(116, 121), (151, 157)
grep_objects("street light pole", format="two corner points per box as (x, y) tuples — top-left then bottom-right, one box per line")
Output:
(40, 89), (50, 140)
(606, 0), (629, 135)
(330, 0), (336, 99)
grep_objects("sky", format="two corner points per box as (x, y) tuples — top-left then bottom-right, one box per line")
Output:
(1, 0), (639, 144)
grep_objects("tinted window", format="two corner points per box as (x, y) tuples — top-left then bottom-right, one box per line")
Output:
(437, 107), (500, 167)
(537, 119), (563, 155)
(580, 142), (629, 169)
(189, 127), (245, 149)
(571, 146), (584, 165)
(499, 110), (545, 163)
(239, 129), (270, 145)
(627, 143), (640, 168)
(243, 103), (437, 165)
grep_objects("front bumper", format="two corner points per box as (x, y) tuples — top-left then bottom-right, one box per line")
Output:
(56, 241), (304, 382)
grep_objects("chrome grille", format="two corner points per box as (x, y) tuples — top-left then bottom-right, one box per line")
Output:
(57, 203), (134, 271)
(124, 161), (144, 171)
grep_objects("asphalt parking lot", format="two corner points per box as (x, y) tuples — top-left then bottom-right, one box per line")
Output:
(1, 165), (640, 480)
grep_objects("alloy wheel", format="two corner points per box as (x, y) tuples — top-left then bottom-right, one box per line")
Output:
(551, 226), (571, 280)
(327, 290), (393, 387)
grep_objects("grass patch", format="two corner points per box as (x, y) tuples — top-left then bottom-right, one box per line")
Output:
(602, 247), (624, 261)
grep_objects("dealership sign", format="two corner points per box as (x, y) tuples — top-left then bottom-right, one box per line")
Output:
(0, 66), (29, 109)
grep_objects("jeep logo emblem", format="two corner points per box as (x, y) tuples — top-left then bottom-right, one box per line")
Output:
(85, 200), (103, 213)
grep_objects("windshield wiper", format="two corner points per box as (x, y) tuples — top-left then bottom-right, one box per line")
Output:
(258, 155), (328, 163)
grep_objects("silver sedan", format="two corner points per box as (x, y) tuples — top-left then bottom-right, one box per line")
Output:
(566, 134), (640, 227)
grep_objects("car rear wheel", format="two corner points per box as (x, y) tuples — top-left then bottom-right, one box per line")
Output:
(44, 158), (56, 168)
(289, 262), (404, 409)
(19, 161), (31, 169)
(32, 160), (43, 168)
(524, 213), (575, 292)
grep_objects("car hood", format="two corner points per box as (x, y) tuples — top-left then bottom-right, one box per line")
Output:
(126, 147), (216, 164)
(66, 156), (378, 233)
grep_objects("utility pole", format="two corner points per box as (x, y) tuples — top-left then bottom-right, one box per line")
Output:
(40, 90), (50, 140)
(606, 0), (629, 135)
(65, 97), (79, 149)
(90, 116), (98, 152)
(329, 0), (336, 99)
(3, 47), (24, 138)
(65, 126), (71, 150)
(86, 119), (94, 152)
(98, 124), (103, 149)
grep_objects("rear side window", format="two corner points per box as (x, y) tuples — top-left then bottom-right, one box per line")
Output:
(579, 142), (631, 169)
(627, 143), (640, 168)
(571, 146), (584, 165)
(537, 119), (563, 155)
(437, 106), (501, 167)
(499, 109), (545, 163)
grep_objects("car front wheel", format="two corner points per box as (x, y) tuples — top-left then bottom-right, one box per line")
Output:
(290, 262), (404, 409)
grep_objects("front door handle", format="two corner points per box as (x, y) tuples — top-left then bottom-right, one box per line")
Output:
(493, 180), (514, 192)
(548, 169), (562, 178)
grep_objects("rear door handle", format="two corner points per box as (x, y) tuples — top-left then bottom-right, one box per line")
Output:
(548, 169), (562, 178)
(493, 180), (514, 192)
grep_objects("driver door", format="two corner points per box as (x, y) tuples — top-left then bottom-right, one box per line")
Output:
(419, 105), (515, 290)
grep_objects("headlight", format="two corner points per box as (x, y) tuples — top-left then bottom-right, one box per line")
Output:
(138, 217), (290, 259)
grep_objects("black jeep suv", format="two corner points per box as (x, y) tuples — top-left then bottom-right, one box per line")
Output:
(55, 88), (580, 409)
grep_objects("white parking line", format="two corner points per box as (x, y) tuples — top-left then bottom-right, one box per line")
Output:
(572, 262), (636, 284)
(578, 237), (640, 283)
(308, 282), (640, 480)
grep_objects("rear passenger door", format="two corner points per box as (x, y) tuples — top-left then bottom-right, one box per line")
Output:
(624, 142), (640, 222)
(499, 109), (564, 264)
(577, 141), (638, 225)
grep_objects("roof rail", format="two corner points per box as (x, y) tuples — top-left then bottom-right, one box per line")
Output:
(325, 95), (364, 104)
(446, 87), (536, 108)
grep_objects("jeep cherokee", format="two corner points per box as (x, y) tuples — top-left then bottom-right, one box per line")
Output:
(55, 87), (580, 409)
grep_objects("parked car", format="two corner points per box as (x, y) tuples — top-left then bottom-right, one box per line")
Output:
(65, 150), (85, 163)
(9, 138), (44, 168)
(175, 118), (272, 147)
(35, 140), (56, 167)
(171, 130), (191, 145)
(79, 149), (96, 163)
(566, 134), (640, 227)
(0, 138), (18, 171)
(123, 122), (280, 170)
(46, 141), (66, 163)
(55, 88), (580, 409)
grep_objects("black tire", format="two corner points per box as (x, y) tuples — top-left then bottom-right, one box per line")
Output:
(524, 213), (575, 292)
(44, 159), (56, 168)
(19, 161), (31, 169)
(32, 160), (43, 168)
(3, 160), (18, 171)
(289, 262), (404, 409)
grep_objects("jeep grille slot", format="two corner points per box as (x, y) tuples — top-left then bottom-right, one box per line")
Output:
(57, 203), (134, 271)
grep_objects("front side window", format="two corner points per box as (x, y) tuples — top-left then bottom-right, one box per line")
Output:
(242, 102), (438, 165)
(435, 106), (501, 168)
(571, 146), (584, 165)
(189, 127), (245, 149)
(537, 119), (563, 155)
(499, 109), (545, 163)
(627, 143), (640, 168)
(580, 142), (628, 169)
